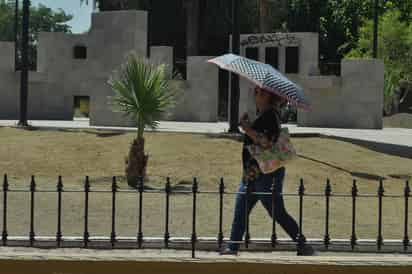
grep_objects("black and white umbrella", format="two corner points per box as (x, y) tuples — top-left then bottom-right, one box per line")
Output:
(208, 54), (310, 110)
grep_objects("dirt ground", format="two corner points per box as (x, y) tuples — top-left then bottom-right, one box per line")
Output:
(0, 127), (411, 242)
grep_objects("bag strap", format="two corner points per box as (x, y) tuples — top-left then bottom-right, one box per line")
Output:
(273, 109), (281, 131)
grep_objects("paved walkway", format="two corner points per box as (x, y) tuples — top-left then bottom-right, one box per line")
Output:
(1, 119), (411, 148)
(1, 247), (411, 274)
(0, 247), (411, 266)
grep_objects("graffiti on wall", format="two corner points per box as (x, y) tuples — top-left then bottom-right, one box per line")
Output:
(240, 34), (300, 47)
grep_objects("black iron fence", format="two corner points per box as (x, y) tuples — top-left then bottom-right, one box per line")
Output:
(1, 174), (411, 258)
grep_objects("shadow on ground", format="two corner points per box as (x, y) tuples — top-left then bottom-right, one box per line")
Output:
(88, 175), (194, 193)
(297, 154), (387, 181)
(205, 133), (243, 142)
(324, 136), (412, 160)
(57, 128), (127, 138)
(205, 132), (321, 142)
(207, 132), (411, 181)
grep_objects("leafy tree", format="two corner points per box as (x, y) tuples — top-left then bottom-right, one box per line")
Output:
(79, 0), (412, 70)
(383, 0), (412, 22)
(0, 2), (72, 70)
(347, 10), (411, 77)
(0, 3), (14, 40)
(287, 0), (412, 63)
(108, 53), (180, 187)
(346, 9), (412, 114)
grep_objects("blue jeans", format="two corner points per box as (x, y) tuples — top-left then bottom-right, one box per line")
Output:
(228, 167), (299, 251)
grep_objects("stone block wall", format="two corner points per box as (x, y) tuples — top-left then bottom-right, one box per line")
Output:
(168, 56), (219, 122)
(0, 43), (18, 119)
(150, 46), (174, 79)
(339, 59), (384, 129)
(297, 59), (384, 129)
(236, 32), (319, 76)
(0, 42), (14, 72)
(0, 11), (384, 129)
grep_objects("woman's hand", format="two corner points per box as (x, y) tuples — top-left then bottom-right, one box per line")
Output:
(239, 112), (260, 144)
(239, 112), (251, 131)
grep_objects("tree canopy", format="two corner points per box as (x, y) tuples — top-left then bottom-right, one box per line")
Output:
(0, 2), (72, 70)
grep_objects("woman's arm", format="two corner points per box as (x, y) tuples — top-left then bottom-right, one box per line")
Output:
(240, 111), (280, 149)
(242, 126), (259, 143)
(239, 113), (259, 143)
(243, 126), (274, 149)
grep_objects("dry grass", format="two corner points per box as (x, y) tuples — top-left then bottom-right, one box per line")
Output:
(0, 127), (411, 241)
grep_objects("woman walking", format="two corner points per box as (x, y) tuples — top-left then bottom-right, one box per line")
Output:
(221, 86), (314, 256)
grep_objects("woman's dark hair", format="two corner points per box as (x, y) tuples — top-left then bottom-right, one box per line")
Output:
(270, 93), (287, 108)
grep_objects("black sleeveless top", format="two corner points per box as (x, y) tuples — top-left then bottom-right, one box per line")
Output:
(242, 108), (281, 183)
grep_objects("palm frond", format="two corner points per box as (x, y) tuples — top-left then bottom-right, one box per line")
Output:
(108, 52), (180, 136)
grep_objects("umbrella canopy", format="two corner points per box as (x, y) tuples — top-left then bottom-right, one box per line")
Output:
(208, 53), (310, 110)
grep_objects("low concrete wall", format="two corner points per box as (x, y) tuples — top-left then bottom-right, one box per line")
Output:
(340, 59), (384, 129)
(27, 81), (73, 120)
(0, 11), (221, 125)
(237, 32), (319, 76)
(238, 78), (258, 121)
(0, 13), (384, 128)
(0, 43), (18, 119)
(150, 46), (173, 79)
(236, 59), (384, 130)
(296, 59), (384, 129)
(169, 56), (219, 122)
(0, 72), (19, 119)
(0, 11), (150, 125)
(234, 34), (383, 129)
(0, 42), (14, 72)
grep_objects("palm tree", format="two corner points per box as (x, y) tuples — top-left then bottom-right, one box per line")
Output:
(108, 52), (179, 188)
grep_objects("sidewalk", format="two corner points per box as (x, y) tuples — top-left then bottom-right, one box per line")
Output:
(1, 119), (411, 150)
(0, 247), (411, 274)
(1, 247), (412, 265)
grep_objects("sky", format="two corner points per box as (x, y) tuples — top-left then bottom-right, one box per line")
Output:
(31, 0), (94, 33)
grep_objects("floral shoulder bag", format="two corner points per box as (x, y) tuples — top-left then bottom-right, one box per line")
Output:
(247, 114), (296, 174)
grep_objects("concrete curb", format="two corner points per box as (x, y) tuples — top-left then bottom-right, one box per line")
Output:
(0, 248), (412, 274)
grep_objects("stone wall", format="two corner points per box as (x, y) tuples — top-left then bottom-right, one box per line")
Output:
(235, 32), (321, 124)
(150, 46), (174, 79)
(234, 33), (384, 129)
(169, 56), (219, 122)
(0, 42), (18, 119)
(297, 59), (384, 129)
(0, 10), (149, 126)
(0, 11), (384, 129)
(0, 72), (19, 119)
(236, 32), (319, 76)
(0, 42), (14, 72)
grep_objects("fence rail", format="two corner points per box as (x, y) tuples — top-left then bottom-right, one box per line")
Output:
(1, 174), (411, 257)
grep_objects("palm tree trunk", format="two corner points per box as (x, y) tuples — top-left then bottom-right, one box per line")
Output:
(126, 137), (148, 188)
(126, 118), (148, 188)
